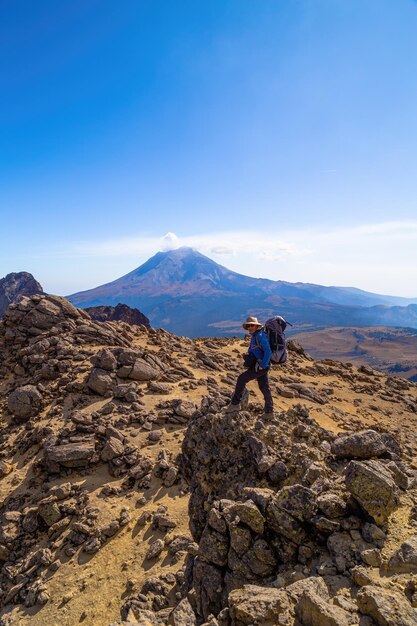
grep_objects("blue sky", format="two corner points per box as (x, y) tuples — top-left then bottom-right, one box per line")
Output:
(2, 0), (417, 295)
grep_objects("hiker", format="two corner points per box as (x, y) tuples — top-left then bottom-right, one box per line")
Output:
(226, 316), (274, 418)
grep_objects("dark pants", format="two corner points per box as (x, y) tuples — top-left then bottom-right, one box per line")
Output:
(231, 366), (273, 412)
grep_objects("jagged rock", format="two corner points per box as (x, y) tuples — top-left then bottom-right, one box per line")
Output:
(174, 400), (196, 419)
(296, 589), (356, 626)
(7, 384), (43, 420)
(357, 585), (417, 626)
(0, 271), (43, 317)
(361, 548), (382, 567)
(388, 537), (417, 574)
(361, 522), (386, 547)
(145, 539), (164, 560)
(192, 558), (224, 620)
(101, 437), (125, 461)
(228, 585), (289, 625)
(331, 430), (388, 459)
(171, 598), (197, 625)
(345, 460), (399, 525)
(266, 484), (316, 543)
(222, 500), (265, 534)
(198, 526), (229, 566)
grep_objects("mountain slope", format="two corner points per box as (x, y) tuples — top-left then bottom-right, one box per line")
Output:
(68, 247), (417, 336)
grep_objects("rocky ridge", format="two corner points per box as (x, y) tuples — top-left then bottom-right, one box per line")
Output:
(0, 273), (43, 319)
(0, 294), (416, 625)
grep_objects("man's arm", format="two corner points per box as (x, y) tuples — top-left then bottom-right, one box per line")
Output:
(258, 331), (272, 369)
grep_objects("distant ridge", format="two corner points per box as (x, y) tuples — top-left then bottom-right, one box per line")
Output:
(68, 247), (417, 337)
(86, 303), (150, 327)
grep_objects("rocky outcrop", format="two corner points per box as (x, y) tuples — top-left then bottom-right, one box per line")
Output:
(0, 271), (43, 318)
(180, 402), (416, 624)
(85, 303), (151, 328)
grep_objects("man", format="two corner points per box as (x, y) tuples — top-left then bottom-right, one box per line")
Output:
(226, 316), (274, 419)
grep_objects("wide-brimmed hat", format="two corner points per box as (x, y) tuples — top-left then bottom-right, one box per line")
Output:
(242, 316), (263, 330)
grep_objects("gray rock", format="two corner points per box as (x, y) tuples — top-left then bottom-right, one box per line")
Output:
(87, 368), (114, 395)
(8, 385), (43, 420)
(171, 598), (196, 626)
(332, 430), (387, 459)
(129, 358), (160, 381)
(45, 441), (95, 468)
(345, 460), (399, 525)
(198, 526), (229, 566)
(174, 400), (196, 418)
(145, 539), (164, 560)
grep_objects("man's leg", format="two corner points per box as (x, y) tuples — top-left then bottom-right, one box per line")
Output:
(230, 367), (258, 405)
(257, 371), (274, 413)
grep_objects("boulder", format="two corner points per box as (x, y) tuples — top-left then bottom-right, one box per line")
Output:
(8, 385), (43, 420)
(198, 526), (229, 566)
(101, 437), (125, 462)
(222, 500), (265, 534)
(228, 585), (289, 625)
(38, 502), (62, 526)
(87, 368), (114, 396)
(296, 590), (355, 626)
(174, 400), (196, 419)
(45, 441), (95, 468)
(331, 430), (387, 459)
(357, 585), (417, 626)
(129, 358), (160, 381)
(345, 460), (399, 525)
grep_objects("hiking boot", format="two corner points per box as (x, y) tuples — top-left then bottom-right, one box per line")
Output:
(240, 388), (250, 409)
(225, 403), (240, 415)
(262, 411), (275, 420)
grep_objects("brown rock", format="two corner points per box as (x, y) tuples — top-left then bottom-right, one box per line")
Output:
(296, 590), (356, 626)
(228, 585), (289, 625)
(101, 437), (125, 461)
(357, 585), (417, 626)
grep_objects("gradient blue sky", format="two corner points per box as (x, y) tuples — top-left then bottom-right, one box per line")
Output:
(2, 0), (417, 295)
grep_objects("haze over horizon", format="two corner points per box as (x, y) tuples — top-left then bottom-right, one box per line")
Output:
(2, 1), (417, 296)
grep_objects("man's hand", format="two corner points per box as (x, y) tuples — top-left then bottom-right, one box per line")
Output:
(256, 363), (264, 372)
